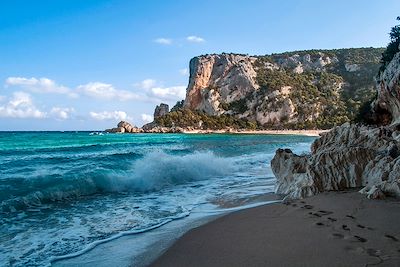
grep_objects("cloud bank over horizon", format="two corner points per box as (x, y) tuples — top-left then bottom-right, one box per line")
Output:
(1, 76), (187, 129)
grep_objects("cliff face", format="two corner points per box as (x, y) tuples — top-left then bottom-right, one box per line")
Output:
(374, 45), (400, 126)
(184, 54), (259, 115)
(154, 103), (169, 118)
(271, 47), (400, 200)
(184, 48), (384, 129)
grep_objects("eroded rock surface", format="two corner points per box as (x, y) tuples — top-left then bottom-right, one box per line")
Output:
(272, 46), (400, 200)
(154, 103), (169, 119)
(105, 121), (141, 133)
(183, 49), (383, 127)
(373, 45), (400, 126)
(272, 123), (400, 199)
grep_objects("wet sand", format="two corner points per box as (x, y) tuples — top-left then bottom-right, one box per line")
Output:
(150, 191), (400, 267)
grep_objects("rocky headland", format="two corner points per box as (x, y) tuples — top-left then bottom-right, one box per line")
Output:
(107, 48), (386, 133)
(183, 49), (383, 128)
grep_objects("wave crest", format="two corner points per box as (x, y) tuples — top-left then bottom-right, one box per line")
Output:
(1, 151), (233, 212)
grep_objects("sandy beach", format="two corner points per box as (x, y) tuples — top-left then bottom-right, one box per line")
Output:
(182, 129), (328, 137)
(151, 191), (400, 267)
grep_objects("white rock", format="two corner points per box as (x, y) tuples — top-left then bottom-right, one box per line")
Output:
(271, 123), (400, 199)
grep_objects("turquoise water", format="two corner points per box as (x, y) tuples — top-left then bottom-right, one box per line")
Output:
(0, 132), (315, 266)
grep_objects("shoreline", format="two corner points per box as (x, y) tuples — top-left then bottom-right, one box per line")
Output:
(105, 121), (330, 136)
(181, 129), (328, 136)
(52, 194), (281, 267)
(150, 190), (400, 267)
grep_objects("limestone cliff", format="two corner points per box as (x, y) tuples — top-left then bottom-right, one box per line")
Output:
(183, 48), (384, 129)
(184, 54), (259, 115)
(271, 46), (400, 200)
(373, 44), (400, 126)
(154, 103), (169, 118)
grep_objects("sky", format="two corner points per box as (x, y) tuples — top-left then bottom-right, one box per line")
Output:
(0, 0), (399, 130)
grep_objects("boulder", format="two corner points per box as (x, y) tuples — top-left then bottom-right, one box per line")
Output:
(271, 149), (316, 199)
(272, 123), (400, 199)
(105, 127), (125, 133)
(105, 121), (140, 133)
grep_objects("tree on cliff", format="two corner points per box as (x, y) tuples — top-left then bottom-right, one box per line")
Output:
(380, 16), (400, 72)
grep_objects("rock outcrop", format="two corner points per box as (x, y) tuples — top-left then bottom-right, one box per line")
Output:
(272, 123), (400, 199)
(183, 48), (384, 128)
(272, 47), (400, 200)
(184, 54), (259, 115)
(373, 44), (400, 126)
(105, 121), (141, 133)
(154, 103), (169, 119)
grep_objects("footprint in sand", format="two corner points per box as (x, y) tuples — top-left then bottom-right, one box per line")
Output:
(356, 224), (366, 229)
(346, 215), (356, 219)
(315, 222), (325, 226)
(342, 224), (350, 231)
(318, 210), (333, 215)
(353, 235), (367, 243)
(302, 204), (313, 210)
(308, 212), (322, 218)
(328, 217), (337, 222)
(384, 234), (399, 242)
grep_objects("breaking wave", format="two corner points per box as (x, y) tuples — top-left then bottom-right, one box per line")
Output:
(1, 151), (234, 212)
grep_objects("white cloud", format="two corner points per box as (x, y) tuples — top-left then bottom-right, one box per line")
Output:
(141, 113), (153, 123)
(154, 38), (172, 45)
(78, 82), (139, 101)
(147, 86), (186, 102)
(5, 77), (78, 98)
(89, 111), (130, 121)
(136, 79), (157, 90)
(134, 79), (186, 103)
(179, 68), (189, 76)
(186, 35), (205, 43)
(50, 107), (75, 120)
(0, 92), (46, 119)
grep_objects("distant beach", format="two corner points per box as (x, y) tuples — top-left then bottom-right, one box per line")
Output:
(182, 129), (329, 137)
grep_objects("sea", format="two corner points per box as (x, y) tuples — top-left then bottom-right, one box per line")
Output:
(0, 132), (315, 266)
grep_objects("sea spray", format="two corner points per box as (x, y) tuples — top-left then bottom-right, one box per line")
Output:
(1, 151), (233, 212)
(124, 151), (234, 191)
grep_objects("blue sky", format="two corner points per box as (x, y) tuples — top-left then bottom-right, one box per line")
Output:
(0, 0), (399, 130)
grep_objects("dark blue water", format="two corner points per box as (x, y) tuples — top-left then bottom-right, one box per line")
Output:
(0, 132), (315, 266)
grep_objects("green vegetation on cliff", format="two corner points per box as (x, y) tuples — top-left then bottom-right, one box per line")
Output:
(380, 16), (400, 73)
(356, 16), (400, 125)
(157, 47), (386, 130)
(155, 108), (257, 130)
(254, 47), (383, 128)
